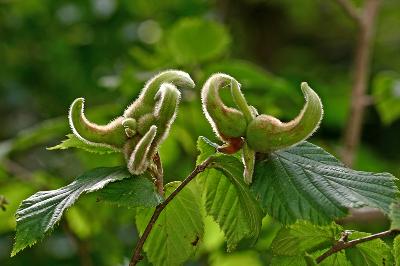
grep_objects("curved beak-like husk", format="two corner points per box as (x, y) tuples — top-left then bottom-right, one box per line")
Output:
(201, 73), (248, 141)
(69, 98), (126, 150)
(246, 82), (323, 153)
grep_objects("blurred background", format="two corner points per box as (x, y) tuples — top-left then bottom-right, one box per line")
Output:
(0, 0), (399, 265)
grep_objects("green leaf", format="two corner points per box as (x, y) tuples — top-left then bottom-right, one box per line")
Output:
(272, 224), (392, 265)
(394, 235), (400, 266)
(271, 221), (352, 265)
(320, 253), (350, 266)
(273, 248), (350, 266)
(168, 18), (230, 64)
(271, 254), (315, 266)
(12, 166), (131, 256)
(372, 71), (400, 124)
(196, 136), (218, 163)
(271, 221), (340, 256)
(47, 134), (118, 154)
(136, 181), (203, 266)
(344, 232), (393, 266)
(212, 250), (263, 266)
(251, 141), (398, 224)
(196, 137), (263, 251)
(96, 175), (163, 208)
(391, 200), (400, 230)
(312, 250), (351, 266)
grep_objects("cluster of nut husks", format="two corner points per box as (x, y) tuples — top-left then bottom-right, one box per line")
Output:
(68, 70), (323, 184)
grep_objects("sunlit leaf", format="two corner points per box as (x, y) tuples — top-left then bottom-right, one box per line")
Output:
(12, 166), (131, 256)
(271, 221), (340, 256)
(272, 222), (392, 265)
(136, 181), (203, 266)
(312, 250), (351, 266)
(270, 255), (314, 266)
(273, 245), (350, 265)
(96, 175), (163, 208)
(251, 141), (398, 224)
(211, 250), (263, 266)
(48, 134), (118, 154)
(196, 137), (263, 251)
(344, 232), (393, 266)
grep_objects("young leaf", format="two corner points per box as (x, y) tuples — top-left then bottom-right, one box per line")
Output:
(96, 175), (164, 208)
(312, 250), (351, 266)
(48, 134), (119, 154)
(271, 254), (316, 266)
(196, 136), (219, 163)
(273, 247), (350, 266)
(344, 232), (393, 265)
(272, 223), (392, 265)
(12, 166), (131, 256)
(135, 181), (204, 266)
(251, 141), (398, 224)
(196, 137), (263, 251)
(271, 221), (340, 256)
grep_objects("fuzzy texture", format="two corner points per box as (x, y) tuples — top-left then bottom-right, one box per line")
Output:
(201, 73), (248, 140)
(124, 70), (194, 119)
(122, 118), (137, 129)
(141, 83), (182, 166)
(230, 80), (255, 122)
(68, 70), (194, 176)
(242, 141), (255, 184)
(122, 118), (137, 137)
(136, 114), (156, 136)
(246, 82), (323, 153)
(152, 83), (181, 149)
(68, 98), (125, 151)
(242, 142), (256, 185)
(128, 125), (157, 175)
(201, 73), (256, 184)
(201, 75), (323, 185)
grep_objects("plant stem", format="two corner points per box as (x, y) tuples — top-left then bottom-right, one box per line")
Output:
(316, 229), (397, 264)
(337, 0), (381, 166)
(153, 152), (164, 196)
(129, 157), (213, 266)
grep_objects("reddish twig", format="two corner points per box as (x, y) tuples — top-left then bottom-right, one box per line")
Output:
(152, 152), (164, 196)
(316, 229), (397, 263)
(129, 157), (213, 266)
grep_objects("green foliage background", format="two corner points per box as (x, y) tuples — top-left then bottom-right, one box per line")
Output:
(0, 0), (399, 265)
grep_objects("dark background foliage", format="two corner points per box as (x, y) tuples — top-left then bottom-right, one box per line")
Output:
(0, 0), (399, 265)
